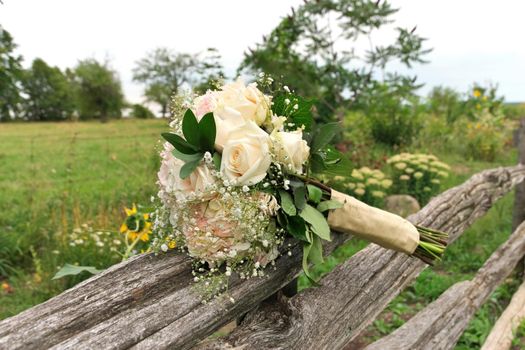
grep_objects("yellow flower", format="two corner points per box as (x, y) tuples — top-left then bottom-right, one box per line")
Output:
(414, 172), (423, 179)
(120, 206), (151, 242)
(125, 204), (138, 217)
(395, 162), (407, 170)
(354, 188), (365, 196)
(381, 179), (393, 189)
(371, 190), (385, 198)
(400, 174), (410, 181)
(473, 89), (481, 98)
(366, 178), (379, 186)
(168, 240), (177, 249)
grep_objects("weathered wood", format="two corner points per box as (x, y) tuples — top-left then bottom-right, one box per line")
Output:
(481, 278), (525, 350)
(366, 220), (525, 350)
(513, 118), (525, 231)
(0, 227), (348, 350)
(0, 165), (524, 350)
(202, 165), (525, 350)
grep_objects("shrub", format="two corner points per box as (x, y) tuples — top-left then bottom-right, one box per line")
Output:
(131, 104), (155, 119)
(360, 84), (423, 146)
(328, 167), (392, 208)
(426, 86), (464, 124)
(461, 117), (505, 162)
(387, 153), (450, 205)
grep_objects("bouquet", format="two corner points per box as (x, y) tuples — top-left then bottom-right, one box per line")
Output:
(151, 76), (447, 296)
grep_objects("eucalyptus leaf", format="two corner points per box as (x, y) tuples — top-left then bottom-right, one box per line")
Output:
(279, 190), (297, 216)
(198, 112), (216, 151)
(310, 122), (340, 152)
(306, 184), (323, 204)
(161, 132), (198, 154)
(179, 159), (200, 179)
(52, 263), (102, 280)
(299, 204), (331, 241)
(182, 109), (200, 148)
(293, 186), (307, 210)
(172, 148), (203, 162)
(286, 215), (308, 241)
(309, 235), (324, 265)
(317, 199), (344, 212)
(302, 241), (320, 286)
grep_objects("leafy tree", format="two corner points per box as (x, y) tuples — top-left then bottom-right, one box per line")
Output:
(131, 103), (155, 119)
(193, 48), (226, 94)
(0, 26), (24, 121)
(240, 0), (431, 122)
(22, 58), (75, 121)
(133, 48), (225, 117)
(133, 48), (197, 118)
(72, 59), (124, 122)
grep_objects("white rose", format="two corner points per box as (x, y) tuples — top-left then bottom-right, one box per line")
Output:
(272, 130), (310, 174)
(158, 142), (215, 200)
(218, 78), (270, 126)
(221, 121), (272, 186)
(193, 91), (246, 152)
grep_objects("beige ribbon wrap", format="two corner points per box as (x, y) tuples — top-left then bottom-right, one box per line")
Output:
(327, 190), (419, 255)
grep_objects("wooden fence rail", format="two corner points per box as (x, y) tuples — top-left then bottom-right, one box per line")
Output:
(0, 165), (524, 350)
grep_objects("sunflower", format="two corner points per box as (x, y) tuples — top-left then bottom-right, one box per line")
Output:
(120, 204), (151, 242)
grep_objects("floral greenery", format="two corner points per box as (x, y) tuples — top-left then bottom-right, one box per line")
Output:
(327, 167), (392, 208)
(387, 153), (450, 205)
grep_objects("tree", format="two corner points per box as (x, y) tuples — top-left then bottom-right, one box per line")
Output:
(133, 48), (225, 117)
(0, 26), (24, 121)
(72, 59), (124, 122)
(133, 48), (197, 118)
(22, 58), (75, 121)
(131, 103), (155, 119)
(240, 0), (431, 122)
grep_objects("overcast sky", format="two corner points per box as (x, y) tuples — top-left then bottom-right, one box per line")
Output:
(1, 0), (524, 107)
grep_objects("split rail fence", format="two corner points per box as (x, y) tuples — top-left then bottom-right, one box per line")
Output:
(1, 119), (525, 349)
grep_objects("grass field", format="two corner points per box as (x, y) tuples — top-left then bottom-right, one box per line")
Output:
(0, 119), (522, 348)
(0, 119), (166, 317)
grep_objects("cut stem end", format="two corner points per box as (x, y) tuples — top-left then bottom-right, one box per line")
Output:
(412, 226), (448, 266)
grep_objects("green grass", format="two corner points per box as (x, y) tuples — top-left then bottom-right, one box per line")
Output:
(0, 119), (166, 319)
(0, 119), (523, 349)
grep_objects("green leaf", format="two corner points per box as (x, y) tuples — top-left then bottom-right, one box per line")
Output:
(272, 94), (314, 131)
(212, 152), (221, 171)
(310, 122), (340, 152)
(180, 159), (200, 179)
(299, 204), (331, 241)
(309, 235), (324, 265)
(286, 215), (308, 241)
(302, 238), (320, 286)
(52, 263), (102, 280)
(279, 190), (297, 216)
(317, 200), (343, 212)
(307, 184), (323, 204)
(182, 109), (200, 148)
(172, 148), (203, 162)
(293, 186), (307, 210)
(162, 132), (198, 154)
(310, 153), (327, 173)
(198, 112), (216, 151)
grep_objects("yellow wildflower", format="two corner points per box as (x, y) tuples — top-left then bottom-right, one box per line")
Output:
(473, 89), (481, 98)
(371, 190), (385, 198)
(354, 188), (366, 196)
(120, 205), (151, 242)
(381, 179), (393, 189)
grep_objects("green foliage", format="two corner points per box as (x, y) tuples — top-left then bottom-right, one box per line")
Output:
(327, 167), (391, 207)
(52, 263), (101, 280)
(161, 109), (216, 179)
(387, 153), (450, 205)
(21, 58), (75, 121)
(240, 0), (430, 122)
(426, 86), (464, 124)
(72, 59), (124, 121)
(359, 83), (423, 146)
(131, 104), (155, 119)
(0, 26), (24, 121)
(133, 48), (224, 117)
